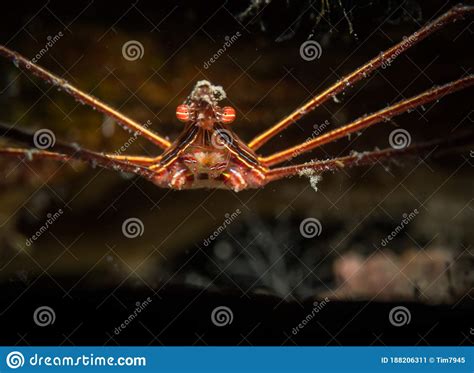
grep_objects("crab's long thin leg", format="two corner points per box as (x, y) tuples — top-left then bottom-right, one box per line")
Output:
(0, 146), (156, 179)
(248, 4), (474, 151)
(0, 147), (69, 162)
(265, 131), (474, 183)
(0, 148), (159, 166)
(261, 76), (474, 166)
(0, 45), (171, 149)
(0, 123), (158, 179)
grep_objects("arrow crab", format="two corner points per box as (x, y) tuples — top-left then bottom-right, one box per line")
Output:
(0, 5), (473, 192)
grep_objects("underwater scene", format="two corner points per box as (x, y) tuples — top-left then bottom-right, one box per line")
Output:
(0, 0), (473, 345)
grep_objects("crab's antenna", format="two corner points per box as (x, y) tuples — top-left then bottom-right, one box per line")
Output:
(248, 4), (474, 151)
(0, 45), (171, 150)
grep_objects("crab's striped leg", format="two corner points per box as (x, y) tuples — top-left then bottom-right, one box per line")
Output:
(0, 148), (68, 162)
(261, 76), (474, 167)
(0, 45), (171, 150)
(0, 148), (159, 166)
(0, 146), (157, 178)
(265, 131), (474, 183)
(0, 123), (159, 178)
(0, 147), (158, 179)
(248, 4), (474, 151)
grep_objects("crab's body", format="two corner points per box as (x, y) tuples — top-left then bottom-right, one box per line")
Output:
(152, 122), (267, 191)
(0, 5), (473, 192)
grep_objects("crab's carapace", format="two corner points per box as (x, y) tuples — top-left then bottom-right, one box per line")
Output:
(152, 81), (266, 191)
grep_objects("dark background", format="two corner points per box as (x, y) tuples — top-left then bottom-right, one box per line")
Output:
(0, 0), (473, 345)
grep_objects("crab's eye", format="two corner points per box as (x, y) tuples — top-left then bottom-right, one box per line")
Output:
(220, 106), (236, 124)
(176, 104), (191, 122)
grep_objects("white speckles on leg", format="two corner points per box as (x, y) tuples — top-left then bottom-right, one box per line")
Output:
(297, 168), (322, 192)
(25, 149), (35, 161)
